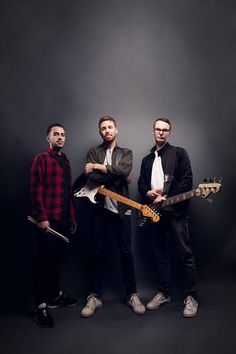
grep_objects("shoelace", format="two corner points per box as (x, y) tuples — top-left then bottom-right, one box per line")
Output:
(42, 309), (48, 317)
(153, 293), (164, 302)
(131, 295), (141, 306)
(86, 296), (96, 308)
(184, 297), (194, 309)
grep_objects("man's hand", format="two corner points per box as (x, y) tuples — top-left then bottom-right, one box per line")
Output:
(153, 194), (166, 205)
(37, 220), (50, 231)
(126, 175), (132, 184)
(84, 163), (94, 174)
(147, 189), (166, 204)
(147, 189), (160, 200)
(84, 162), (108, 175)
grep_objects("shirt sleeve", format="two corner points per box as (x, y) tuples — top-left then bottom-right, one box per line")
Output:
(138, 157), (151, 198)
(106, 148), (133, 178)
(30, 154), (48, 222)
(87, 147), (133, 186)
(170, 148), (193, 196)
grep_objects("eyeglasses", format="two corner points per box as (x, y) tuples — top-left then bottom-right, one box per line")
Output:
(154, 128), (170, 133)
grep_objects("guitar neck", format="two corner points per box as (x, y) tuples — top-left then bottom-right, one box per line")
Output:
(162, 189), (197, 207)
(97, 187), (143, 210)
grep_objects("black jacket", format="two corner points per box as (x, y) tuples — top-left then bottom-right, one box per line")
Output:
(73, 143), (132, 216)
(138, 143), (193, 216)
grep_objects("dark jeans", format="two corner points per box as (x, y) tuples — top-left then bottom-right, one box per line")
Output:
(77, 198), (137, 299)
(33, 220), (70, 306)
(148, 212), (197, 299)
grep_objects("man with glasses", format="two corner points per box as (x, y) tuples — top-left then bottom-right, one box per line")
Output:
(138, 117), (198, 317)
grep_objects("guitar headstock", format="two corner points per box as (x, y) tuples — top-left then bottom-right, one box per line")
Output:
(140, 204), (160, 222)
(196, 178), (222, 198)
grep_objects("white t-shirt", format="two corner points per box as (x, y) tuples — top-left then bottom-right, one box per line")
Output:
(103, 148), (131, 215)
(151, 150), (164, 191)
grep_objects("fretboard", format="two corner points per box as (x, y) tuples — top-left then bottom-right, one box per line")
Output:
(97, 187), (142, 210)
(162, 189), (197, 207)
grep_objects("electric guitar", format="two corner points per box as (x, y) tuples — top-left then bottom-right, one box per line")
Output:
(138, 182), (222, 226)
(74, 182), (222, 226)
(74, 183), (160, 223)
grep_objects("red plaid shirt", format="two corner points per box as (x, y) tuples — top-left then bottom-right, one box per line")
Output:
(30, 148), (75, 223)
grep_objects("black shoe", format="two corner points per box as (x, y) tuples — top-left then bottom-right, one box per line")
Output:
(48, 292), (78, 309)
(33, 306), (54, 328)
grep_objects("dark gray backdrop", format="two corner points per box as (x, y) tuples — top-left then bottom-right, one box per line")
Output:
(1, 0), (235, 308)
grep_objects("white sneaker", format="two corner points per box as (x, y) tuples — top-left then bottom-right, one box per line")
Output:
(183, 296), (198, 318)
(146, 292), (170, 310)
(128, 293), (146, 315)
(81, 295), (102, 318)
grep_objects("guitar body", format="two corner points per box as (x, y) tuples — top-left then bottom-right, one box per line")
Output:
(74, 184), (102, 204)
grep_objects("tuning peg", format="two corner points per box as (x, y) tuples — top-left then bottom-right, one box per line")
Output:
(209, 178), (213, 183)
(219, 176), (222, 183)
(203, 178), (207, 183)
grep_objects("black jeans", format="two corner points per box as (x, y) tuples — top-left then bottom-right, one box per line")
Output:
(148, 212), (197, 299)
(77, 198), (137, 299)
(33, 220), (70, 306)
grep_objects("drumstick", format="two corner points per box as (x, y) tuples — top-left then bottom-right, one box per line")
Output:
(27, 216), (69, 243)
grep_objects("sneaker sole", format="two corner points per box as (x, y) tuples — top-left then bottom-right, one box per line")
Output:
(146, 300), (170, 310)
(128, 303), (146, 315)
(33, 316), (54, 328)
(132, 309), (146, 315)
(183, 312), (198, 318)
(81, 304), (102, 318)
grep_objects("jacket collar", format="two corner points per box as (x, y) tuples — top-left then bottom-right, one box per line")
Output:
(151, 142), (170, 157)
(101, 142), (118, 151)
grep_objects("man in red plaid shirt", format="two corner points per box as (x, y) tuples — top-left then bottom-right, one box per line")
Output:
(30, 123), (77, 328)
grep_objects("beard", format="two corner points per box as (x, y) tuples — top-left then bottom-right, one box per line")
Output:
(53, 145), (63, 152)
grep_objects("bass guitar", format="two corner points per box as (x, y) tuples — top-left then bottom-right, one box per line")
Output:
(138, 182), (222, 226)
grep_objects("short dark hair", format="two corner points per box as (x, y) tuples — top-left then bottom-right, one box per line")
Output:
(153, 117), (171, 130)
(98, 116), (117, 129)
(46, 123), (65, 135)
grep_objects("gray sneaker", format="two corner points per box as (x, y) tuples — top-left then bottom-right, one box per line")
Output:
(128, 293), (146, 315)
(183, 296), (198, 318)
(81, 295), (102, 318)
(146, 292), (170, 309)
